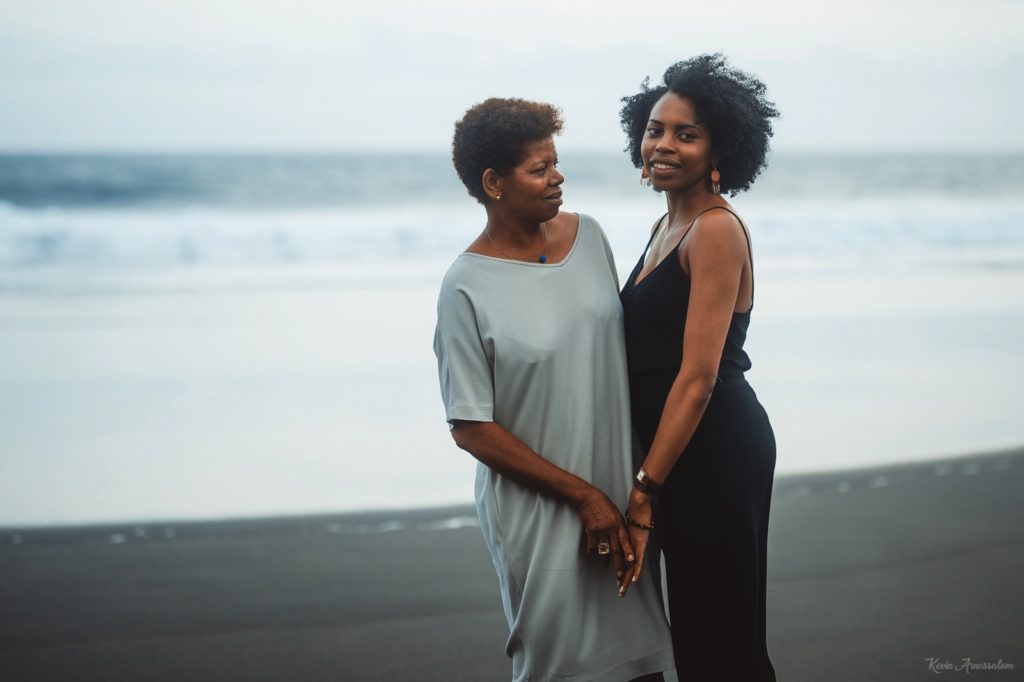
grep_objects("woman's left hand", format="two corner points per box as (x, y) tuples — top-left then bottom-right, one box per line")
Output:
(618, 488), (654, 597)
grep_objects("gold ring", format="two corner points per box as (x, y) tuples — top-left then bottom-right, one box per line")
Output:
(597, 542), (611, 555)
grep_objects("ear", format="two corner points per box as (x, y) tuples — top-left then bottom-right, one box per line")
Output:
(481, 168), (503, 202)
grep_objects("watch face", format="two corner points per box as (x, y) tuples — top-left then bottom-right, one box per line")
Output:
(635, 469), (660, 493)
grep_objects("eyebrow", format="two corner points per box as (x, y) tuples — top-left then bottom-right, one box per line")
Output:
(648, 118), (701, 129)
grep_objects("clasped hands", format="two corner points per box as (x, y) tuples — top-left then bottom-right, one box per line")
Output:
(577, 486), (654, 597)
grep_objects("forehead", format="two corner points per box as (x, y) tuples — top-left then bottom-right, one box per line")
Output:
(649, 92), (699, 123)
(519, 137), (557, 163)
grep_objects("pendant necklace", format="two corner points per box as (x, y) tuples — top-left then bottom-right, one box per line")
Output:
(485, 223), (549, 263)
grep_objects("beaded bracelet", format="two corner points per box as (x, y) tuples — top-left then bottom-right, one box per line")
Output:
(625, 512), (655, 531)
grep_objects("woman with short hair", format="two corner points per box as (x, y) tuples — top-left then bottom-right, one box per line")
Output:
(434, 97), (675, 681)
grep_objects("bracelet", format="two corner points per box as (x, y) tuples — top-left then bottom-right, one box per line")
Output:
(625, 512), (655, 531)
(633, 467), (662, 496)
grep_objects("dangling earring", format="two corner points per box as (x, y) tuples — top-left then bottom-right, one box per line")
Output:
(710, 166), (721, 195)
(640, 166), (651, 188)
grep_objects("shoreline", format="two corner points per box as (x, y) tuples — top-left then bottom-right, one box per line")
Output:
(3, 444), (1021, 538)
(2, 444), (1022, 681)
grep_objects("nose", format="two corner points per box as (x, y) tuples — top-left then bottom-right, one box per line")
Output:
(551, 167), (564, 186)
(654, 132), (675, 153)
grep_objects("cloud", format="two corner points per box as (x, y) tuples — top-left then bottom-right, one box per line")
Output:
(1, 0), (1021, 150)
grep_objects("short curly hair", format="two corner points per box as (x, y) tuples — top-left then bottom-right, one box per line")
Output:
(452, 98), (564, 204)
(620, 54), (779, 196)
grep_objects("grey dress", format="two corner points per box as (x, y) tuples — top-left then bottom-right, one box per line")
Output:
(433, 214), (675, 682)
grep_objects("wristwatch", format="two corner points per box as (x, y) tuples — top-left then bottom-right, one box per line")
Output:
(633, 468), (662, 496)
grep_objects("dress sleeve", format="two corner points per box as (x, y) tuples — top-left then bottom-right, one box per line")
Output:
(433, 274), (495, 426)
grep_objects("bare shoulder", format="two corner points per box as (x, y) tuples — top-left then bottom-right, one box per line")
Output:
(689, 207), (748, 258)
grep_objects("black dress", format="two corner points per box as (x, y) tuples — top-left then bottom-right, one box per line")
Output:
(619, 206), (777, 681)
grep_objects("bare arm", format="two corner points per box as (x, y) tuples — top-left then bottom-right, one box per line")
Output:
(451, 420), (593, 506)
(639, 210), (748, 483)
(452, 420), (635, 580)
(619, 209), (749, 594)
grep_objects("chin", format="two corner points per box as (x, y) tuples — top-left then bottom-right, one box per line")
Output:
(651, 178), (695, 194)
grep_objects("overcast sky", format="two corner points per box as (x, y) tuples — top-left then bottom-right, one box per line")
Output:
(1, 0), (1021, 152)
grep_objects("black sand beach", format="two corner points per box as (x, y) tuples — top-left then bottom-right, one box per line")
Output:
(2, 447), (1022, 682)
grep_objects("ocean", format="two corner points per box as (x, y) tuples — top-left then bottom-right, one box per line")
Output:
(1, 152), (1023, 526)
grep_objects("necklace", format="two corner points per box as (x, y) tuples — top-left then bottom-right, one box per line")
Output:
(485, 223), (549, 263)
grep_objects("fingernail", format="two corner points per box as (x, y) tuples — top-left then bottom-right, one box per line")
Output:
(628, 555), (634, 562)
(632, 575), (638, 582)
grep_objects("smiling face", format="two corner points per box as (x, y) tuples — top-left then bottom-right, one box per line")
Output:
(641, 93), (716, 194)
(489, 137), (564, 223)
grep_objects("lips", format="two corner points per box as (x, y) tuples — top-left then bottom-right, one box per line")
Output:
(650, 159), (681, 172)
(544, 191), (563, 205)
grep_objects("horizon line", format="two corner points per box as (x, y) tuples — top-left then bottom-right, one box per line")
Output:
(1, 147), (1023, 157)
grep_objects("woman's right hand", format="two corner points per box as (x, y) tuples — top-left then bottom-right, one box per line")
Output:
(575, 486), (635, 584)
(450, 421), (636, 584)
(618, 487), (655, 597)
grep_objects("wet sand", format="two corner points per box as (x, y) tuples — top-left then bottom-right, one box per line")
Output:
(1, 447), (1022, 681)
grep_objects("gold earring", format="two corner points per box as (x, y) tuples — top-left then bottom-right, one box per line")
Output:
(710, 167), (721, 195)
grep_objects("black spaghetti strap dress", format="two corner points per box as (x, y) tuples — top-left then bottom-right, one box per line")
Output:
(620, 206), (777, 681)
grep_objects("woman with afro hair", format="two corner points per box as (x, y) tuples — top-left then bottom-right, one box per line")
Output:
(434, 97), (675, 681)
(616, 55), (781, 680)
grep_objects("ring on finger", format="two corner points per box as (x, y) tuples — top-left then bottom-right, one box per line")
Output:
(597, 541), (611, 555)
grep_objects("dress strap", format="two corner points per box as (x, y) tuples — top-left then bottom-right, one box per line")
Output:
(640, 212), (669, 267)
(674, 205), (756, 307)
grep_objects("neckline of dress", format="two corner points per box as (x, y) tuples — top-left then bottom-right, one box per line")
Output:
(627, 254), (753, 315)
(627, 207), (754, 314)
(459, 213), (584, 268)
(631, 209), (700, 288)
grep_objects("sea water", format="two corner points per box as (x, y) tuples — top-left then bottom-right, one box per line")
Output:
(1, 153), (1022, 525)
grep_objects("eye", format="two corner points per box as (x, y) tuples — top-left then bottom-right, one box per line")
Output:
(678, 132), (696, 141)
(645, 127), (661, 137)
